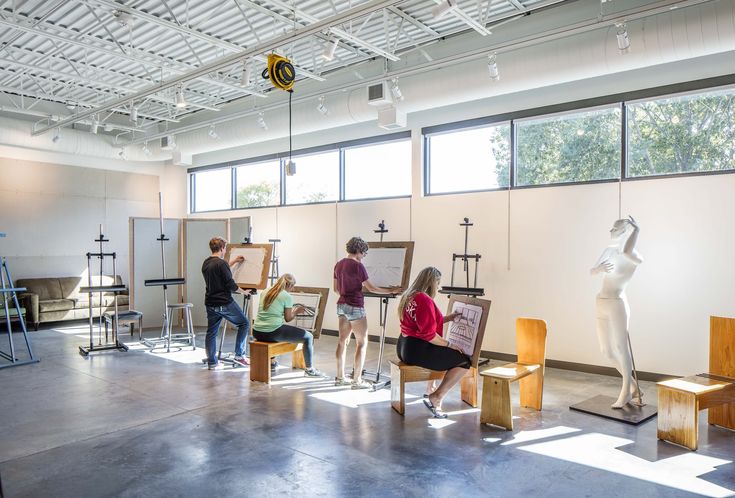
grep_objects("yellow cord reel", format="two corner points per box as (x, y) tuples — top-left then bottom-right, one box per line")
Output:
(263, 53), (295, 92)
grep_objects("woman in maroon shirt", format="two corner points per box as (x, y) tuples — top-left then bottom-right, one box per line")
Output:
(397, 267), (470, 418)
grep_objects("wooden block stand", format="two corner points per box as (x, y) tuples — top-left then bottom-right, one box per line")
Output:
(389, 360), (478, 415)
(250, 341), (306, 383)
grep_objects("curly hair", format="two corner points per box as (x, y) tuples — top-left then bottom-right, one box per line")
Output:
(345, 236), (369, 255)
(209, 237), (227, 253)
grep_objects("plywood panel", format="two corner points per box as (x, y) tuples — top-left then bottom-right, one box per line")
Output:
(184, 219), (228, 327)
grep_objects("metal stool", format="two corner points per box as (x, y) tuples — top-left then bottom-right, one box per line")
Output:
(164, 302), (195, 352)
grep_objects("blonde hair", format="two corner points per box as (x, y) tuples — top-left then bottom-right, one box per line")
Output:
(397, 267), (441, 319)
(262, 273), (296, 310)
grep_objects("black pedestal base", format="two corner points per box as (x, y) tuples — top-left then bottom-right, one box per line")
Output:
(569, 395), (657, 425)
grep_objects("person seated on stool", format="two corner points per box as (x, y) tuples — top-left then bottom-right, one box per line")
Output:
(397, 267), (469, 418)
(202, 237), (251, 370)
(252, 273), (324, 378)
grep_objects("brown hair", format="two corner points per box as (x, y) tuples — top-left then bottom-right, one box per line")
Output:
(397, 267), (442, 319)
(209, 237), (227, 253)
(345, 237), (368, 255)
(262, 273), (296, 310)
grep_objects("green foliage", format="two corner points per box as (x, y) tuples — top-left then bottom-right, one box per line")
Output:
(236, 181), (278, 207)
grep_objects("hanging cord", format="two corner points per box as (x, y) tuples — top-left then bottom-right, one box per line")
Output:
(289, 90), (292, 165)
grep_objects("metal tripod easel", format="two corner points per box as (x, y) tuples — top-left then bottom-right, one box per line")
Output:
(0, 232), (39, 369)
(439, 217), (484, 297)
(268, 238), (281, 285)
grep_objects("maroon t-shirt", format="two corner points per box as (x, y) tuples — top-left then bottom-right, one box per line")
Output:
(334, 258), (369, 307)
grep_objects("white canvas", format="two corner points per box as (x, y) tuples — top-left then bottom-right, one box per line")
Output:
(362, 247), (406, 287)
(229, 246), (268, 287)
(288, 292), (321, 332)
(446, 301), (483, 357)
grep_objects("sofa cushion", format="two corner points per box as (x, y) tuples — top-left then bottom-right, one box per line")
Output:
(39, 299), (75, 313)
(76, 295), (129, 308)
(16, 278), (62, 301)
(59, 277), (83, 300)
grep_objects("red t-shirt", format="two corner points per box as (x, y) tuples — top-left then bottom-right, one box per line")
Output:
(334, 258), (369, 307)
(400, 292), (444, 342)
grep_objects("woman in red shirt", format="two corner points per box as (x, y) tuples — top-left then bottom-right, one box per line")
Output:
(397, 266), (470, 418)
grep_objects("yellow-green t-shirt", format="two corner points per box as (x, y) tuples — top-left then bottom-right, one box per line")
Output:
(253, 290), (293, 332)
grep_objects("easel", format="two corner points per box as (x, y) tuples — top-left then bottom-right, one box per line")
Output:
(78, 225), (129, 356)
(268, 238), (281, 285)
(439, 217), (484, 297)
(142, 193), (190, 352)
(0, 232), (39, 369)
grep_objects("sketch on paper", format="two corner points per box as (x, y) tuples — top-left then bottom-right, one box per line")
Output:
(362, 248), (406, 287)
(288, 286), (329, 338)
(224, 243), (273, 290)
(446, 301), (484, 357)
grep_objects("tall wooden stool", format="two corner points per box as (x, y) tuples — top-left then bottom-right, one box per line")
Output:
(657, 316), (735, 450)
(480, 318), (547, 430)
(250, 341), (306, 383)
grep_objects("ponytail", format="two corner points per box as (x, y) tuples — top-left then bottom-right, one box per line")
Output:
(262, 273), (295, 310)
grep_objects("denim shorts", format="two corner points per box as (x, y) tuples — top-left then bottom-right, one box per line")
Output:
(337, 303), (366, 321)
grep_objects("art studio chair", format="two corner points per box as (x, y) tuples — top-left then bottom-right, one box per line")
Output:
(250, 341), (306, 383)
(480, 318), (547, 430)
(165, 302), (195, 349)
(389, 361), (478, 416)
(657, 315), (735, 450)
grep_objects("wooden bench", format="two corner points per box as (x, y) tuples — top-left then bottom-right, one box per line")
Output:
(389, 360), (478, 415)
(249, 341), (306, 383)
(480, 318), (547, 430)
(657, 316), (735, 450)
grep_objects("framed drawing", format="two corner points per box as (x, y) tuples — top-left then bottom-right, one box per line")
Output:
(288, 286), (329, 339)
(224, 243), (273, 290)
(444, 296), (491, 366)
(363, 241), (415, 291)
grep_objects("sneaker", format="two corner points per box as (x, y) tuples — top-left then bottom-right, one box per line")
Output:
(232, 356), (250, 368)
(334, 377), (350, 386)
(207, 362), (219, 370)
(351, 379), (372, 390)
(304, 367), (324, 378)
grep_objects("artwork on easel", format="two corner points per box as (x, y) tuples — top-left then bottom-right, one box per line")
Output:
(363, 241), (415, 291)
(288, 286), (329, 339)
(445, 295), (491, 366)
(224, 243), (273, 290)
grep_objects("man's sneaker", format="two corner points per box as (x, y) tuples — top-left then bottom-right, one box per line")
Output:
(304, 367), (324, 378)
(207, 362), (219, 370)
(232, 356), (250, 368)
(334, 377), (350, 386)
(351, 379), (372, 390)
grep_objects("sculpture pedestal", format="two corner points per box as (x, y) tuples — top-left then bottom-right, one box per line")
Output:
(570, 395), (657, 425)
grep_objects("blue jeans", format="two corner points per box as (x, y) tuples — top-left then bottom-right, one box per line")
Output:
(205, 301), (250, 365)
(253, 325), (314, 368)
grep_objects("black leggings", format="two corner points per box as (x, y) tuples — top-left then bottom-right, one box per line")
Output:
(397, 335), (470, 371)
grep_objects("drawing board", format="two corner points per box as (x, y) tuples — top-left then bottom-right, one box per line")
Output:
(444, 296), (491, 366)
(288, 286), (329, 339)
(224, 243), (273, 290)
(363, 241), (414, 291)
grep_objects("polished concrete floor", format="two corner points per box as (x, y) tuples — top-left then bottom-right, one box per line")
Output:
(1, 323), (734, 498)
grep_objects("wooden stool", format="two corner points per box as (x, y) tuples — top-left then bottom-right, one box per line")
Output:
(389, 360), (478, 415)
(250, 341), (306, 383)
(657, 316), (735, 450)
(480, 317), (547, 430)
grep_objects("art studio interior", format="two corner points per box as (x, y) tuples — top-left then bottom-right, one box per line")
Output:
(1, 0), (735, 496)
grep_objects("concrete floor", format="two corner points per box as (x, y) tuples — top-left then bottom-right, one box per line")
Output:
(1, 323), (734, 498)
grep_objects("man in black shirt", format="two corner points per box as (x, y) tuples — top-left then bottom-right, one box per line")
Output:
(202, 237), (250, 369)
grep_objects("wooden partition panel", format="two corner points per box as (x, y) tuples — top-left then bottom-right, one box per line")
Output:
(183, 219), (228, 327)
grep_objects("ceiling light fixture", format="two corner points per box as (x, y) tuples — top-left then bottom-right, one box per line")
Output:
(118, 147), (127, 160)
(130, 105), (138, 123)
(317, 96), (329, 116)
(322, 38), (338, 61)
(241, 60), (252, 87)
(175, 85), (187, 108)
(616, 23), (630, 53)
(390, 78), (404, 102)
(90, 116), (99, 135)
(208, 124), (219, 139)
(52, 127), (60, 143)
(142, 142), (152, 156)
(431, 0), (456, 19)
(487, 53), (499, 81)
(257, 111), (268, 130)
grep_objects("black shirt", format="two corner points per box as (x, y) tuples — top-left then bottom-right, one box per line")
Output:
(202, 256), (238, 306)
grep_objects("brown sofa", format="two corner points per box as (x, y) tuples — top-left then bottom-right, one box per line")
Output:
(16, 276), (129, 330)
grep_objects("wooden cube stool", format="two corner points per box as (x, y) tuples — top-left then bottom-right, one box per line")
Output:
(480, 318), (547, 430)
(389, 360), (478, 415)
(250, 341), (306, 383)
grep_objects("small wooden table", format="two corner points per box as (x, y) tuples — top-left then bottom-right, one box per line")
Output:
(104, 310), (143, 340)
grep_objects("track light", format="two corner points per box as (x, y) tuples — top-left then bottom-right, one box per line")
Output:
(322, 38), (338, 61)
(487, 53), (499, 81)
(118, 147), (127, 160)
(241, 60), (252, 86)
(130, 105), (138, 123)
(90, 116), (99, 135)
(390, 78), (404, 102)
(175, 85), (187, 108)
(616, 23), (630, 53)
(208, 124), (219, 139)
(257, 111), (268, 130)
(142, 142), (152, 156)
(52, 127), (60, 143)
(317, 96), (329, 116)
(431, 0), (455, 19)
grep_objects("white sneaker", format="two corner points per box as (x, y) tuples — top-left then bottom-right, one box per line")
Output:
(351, 379), (372, 390)
(304, 368), (325, 378)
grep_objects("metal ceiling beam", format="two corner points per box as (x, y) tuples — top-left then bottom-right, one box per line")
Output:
(387, 6), (438, 37)
(82, 0), (326, 82)
(0, 0), (67, 54)
(33, 0), (405, 136)
(264, 0), (400, 61)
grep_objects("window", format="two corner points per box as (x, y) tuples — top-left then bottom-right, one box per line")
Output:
(627, 88), (735, 177)
(344, 139), (411, 199)
(235, 160), (280, 208)
(284, 150), (339, 204)
(426, 123), (510, 194)
(515, 106), (621, 187)
(192, 168), (231, 212)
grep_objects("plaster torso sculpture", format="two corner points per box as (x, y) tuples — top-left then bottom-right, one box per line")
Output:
(590, 217), (643, 408)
